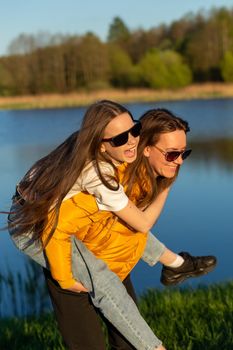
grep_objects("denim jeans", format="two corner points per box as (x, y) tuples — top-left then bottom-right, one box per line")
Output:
(8, 202), (165, 350)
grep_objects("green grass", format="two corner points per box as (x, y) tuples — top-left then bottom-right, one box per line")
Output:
(139, 282), (233, 350)
(0, 281), (232, 350)
(0, 314), (64, 350)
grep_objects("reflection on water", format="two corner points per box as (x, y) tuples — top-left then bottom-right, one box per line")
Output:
(190, 139), (233, 170)
(0, 99), (233, 316)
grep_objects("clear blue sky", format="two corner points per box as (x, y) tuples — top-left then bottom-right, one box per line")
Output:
(1, 0), (233, 56)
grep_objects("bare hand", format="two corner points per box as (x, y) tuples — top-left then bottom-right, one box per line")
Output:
(66, 281), (88, 293)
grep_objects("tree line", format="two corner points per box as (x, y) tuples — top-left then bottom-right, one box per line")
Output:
(1, 7), (233, 96)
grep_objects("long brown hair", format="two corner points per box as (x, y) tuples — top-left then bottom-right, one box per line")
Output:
(124, 108), (190, 208)
(12, 100), (133, 246)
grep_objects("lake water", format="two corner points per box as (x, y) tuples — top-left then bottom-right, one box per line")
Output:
(0, 98), (233, 316)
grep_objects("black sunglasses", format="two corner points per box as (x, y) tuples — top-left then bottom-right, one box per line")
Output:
(102, 121), (142, 147)
(155, 145), (192, 162)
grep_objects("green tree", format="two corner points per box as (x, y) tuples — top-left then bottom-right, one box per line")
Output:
(139, 50), (168, 88)
(221, 51), (233, 82)
(168, 13), (203, 53)
(33, 46), (67, 93)
(186, 8), (233, 80)
(0, 60), (14, 95)
(60, 37), (82, 92)
(162, 50), (192, 87)
(1, 54), (31, 94)
(108, 45), (140, 87)
(138, 49), (192, 89)
(107, 17), (130, 43)
(76, 33), (110, 89)
(126, 25), (169, 63)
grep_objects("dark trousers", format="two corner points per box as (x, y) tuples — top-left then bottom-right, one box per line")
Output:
(44, 269), (137, 350)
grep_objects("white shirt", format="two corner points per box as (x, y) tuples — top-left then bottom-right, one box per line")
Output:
(63, 161), (129, 212)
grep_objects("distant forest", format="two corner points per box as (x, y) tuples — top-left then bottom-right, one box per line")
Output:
(1, 7), (233, 96)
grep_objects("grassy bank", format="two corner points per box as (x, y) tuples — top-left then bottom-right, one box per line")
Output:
(0, 281), (232, 350)
(1, 83), (233, 110)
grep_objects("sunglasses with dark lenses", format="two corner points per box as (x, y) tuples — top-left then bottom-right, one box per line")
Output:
(102, 121), (142, 147)
(155, 145), (192, 162)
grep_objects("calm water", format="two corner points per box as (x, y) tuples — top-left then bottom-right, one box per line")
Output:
(0, 98), (233, 315)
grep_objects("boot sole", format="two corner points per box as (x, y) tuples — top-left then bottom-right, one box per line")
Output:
(161, 262), (217, 286)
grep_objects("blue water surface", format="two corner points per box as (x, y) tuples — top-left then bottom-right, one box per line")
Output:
(0, 98), (233, 315)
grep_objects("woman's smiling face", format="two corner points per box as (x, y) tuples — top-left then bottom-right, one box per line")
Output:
(144, 129), (187, 178)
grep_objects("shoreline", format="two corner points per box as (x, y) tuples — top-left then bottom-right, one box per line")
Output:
(1, 83), (233, 110)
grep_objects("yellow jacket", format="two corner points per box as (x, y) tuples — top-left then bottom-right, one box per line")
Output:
(42, 164), (148, 288)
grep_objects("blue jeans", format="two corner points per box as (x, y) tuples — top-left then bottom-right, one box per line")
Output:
(8, 203), (165, 350)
